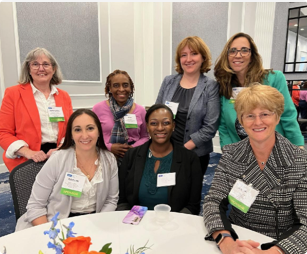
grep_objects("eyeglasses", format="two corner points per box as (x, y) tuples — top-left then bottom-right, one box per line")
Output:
(228, 47), (251, 57)
(242, 112), (275, 122)
(29, 62), (52, 70)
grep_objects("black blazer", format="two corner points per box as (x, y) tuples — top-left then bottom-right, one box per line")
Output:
(117, 140), (203, 215)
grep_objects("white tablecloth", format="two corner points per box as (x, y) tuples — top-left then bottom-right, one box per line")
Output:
(0, 211), (274, 253)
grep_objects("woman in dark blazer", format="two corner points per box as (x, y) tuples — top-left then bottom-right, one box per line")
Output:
(117, 104), (202, 215)
(155, 36), (220, 176)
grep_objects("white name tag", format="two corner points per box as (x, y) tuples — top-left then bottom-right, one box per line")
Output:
(124, 114), (138, 128)
(48, 107), (65, 122)
(165, 101), (179, 118)
(228, 179), (259, 213)
(60, 173), (86, 198)
(157, 172), (176, 187)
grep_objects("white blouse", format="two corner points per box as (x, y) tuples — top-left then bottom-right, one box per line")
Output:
(70, 154), (103, 213)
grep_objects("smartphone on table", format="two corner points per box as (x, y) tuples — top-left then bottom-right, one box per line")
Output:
(122, 205), (148, 225)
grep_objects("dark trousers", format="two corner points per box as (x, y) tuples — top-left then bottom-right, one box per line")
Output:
(299, 100), (307, 119)
(295, 104), (300, 120)
(40, 143), (57, 154)
(69, 211), (96, 217)
(199, 154), (210, 176)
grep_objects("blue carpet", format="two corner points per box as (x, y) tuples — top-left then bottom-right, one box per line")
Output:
(200, 152), (221, 216)
(0, 152), (221, 237)
(0, 172), (16, 237)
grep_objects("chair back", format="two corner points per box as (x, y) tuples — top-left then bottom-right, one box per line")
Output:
(9, 159), (46, 221)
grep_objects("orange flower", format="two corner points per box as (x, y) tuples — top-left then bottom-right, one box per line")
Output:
(63, 236), (92, 254)
(80, 251), (106, 254)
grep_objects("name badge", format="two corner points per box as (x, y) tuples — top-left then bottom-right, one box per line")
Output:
(48, 107), (65, 122)
(229, 87), (245, 104)
(165, 101), (179, 118)
(157, 172), (176, 187)
(60, 173), (86, 198)
(124, 114), (138, 128)
(228, 179), (259, 213)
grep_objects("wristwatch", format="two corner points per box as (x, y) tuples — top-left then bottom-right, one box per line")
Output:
(215, 233), (233, 249)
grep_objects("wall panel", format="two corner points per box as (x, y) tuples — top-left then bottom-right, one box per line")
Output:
(16, 3), (100, 82)
(172, 2), (228, 79)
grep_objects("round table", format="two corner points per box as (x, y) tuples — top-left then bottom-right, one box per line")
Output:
(0, 211), (274, 253)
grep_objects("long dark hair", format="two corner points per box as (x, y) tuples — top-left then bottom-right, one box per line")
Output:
(60, 109), (107, 151)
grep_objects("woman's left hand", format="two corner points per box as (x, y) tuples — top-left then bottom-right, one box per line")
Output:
(236, 239), (280, 254)
(46, 148), (58, 158)
(184, 140), (196, 150)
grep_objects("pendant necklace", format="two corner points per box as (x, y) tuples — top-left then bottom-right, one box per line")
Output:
(77, 156), (97, 180)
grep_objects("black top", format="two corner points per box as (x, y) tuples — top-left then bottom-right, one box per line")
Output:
(117, 139), (203, 215)
(171, 84), (196, 145)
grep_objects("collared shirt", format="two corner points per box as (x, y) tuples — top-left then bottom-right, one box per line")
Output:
(70, 154), (103, 213)
(6, 83), (59, 159)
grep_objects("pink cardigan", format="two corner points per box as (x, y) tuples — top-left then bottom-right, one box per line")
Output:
(92, 100), (149, 151)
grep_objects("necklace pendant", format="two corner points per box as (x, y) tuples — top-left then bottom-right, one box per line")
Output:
(87, 175), (90, 179)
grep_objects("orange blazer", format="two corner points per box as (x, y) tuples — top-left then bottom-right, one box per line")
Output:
(0, 83), (73, 171)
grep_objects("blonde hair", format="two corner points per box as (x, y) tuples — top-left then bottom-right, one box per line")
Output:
(18, 47), (63, 85)
(175, 36), (212, 74)
(234, 83), (284, 125)
(214, 32), (272, 99)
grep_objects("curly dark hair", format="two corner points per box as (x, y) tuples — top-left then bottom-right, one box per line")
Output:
(104, 70), (135, 98)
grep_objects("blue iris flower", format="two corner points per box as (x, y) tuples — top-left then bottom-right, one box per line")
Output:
(50, 212), (60, 228)
(47, 241), (62, 254)
(44, 228), (60, 240)
(65, 221), (76, 238)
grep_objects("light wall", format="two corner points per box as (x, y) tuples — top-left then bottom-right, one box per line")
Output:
(172, 2), (228, 79)
(0, 2), (305, 171)
(0, 2), (172, 172)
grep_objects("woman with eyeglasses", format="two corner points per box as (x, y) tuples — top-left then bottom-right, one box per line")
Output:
(0, 47), (73, 172)
(92, 70), (149, 164)
(214, 32), (303, 149)
(204, 84), (307, 254)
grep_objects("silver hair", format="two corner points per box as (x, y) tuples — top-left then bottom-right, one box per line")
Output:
(18, 47), (63, 85)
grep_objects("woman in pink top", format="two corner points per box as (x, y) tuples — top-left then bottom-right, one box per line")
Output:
(93, 70), (149, 162)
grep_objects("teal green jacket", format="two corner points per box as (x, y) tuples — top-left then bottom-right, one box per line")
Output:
(219, 70), (304, 148)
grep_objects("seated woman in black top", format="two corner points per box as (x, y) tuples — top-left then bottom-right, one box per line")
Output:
(117, 104), (203, 215)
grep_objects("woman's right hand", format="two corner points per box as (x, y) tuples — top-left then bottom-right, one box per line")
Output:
(111, 143), (132, 158)
(16, 146), (48, 162)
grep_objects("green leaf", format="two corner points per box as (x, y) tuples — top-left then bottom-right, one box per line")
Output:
(103, 247), (112, 254)
(99, 242), (112, 254)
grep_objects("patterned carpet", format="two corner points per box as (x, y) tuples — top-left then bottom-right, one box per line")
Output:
(0, 172), (15, 237)
(0, 152), (221, 237)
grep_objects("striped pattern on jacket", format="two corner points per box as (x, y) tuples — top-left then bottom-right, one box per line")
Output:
(203, 132), (307, 254)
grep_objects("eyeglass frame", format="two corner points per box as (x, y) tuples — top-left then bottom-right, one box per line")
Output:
(29, 62), (53, 70)
(228, 47), (251, 57)
(241, 111), (276, 122)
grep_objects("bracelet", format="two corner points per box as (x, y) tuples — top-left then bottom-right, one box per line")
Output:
(272, 246), (283, 254)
